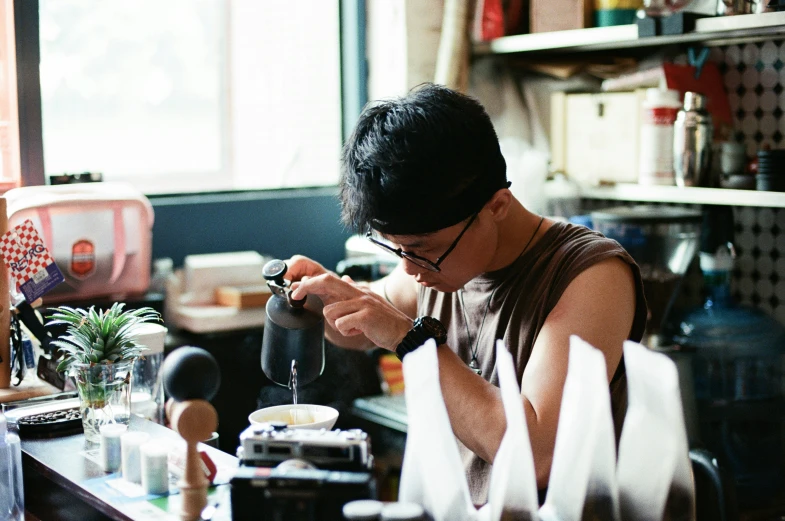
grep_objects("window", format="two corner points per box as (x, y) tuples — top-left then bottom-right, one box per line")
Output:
(38, 0), (342, 194)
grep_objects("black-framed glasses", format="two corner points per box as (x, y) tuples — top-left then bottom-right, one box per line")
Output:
(366, 213), (478, 272)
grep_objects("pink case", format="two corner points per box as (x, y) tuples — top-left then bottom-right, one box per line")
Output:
(4, 182), (154, 304)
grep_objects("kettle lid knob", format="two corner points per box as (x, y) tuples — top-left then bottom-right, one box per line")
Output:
(263, 259), (288, 285)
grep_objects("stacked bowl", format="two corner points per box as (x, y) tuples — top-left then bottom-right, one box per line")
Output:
(757, 149), (785, 192)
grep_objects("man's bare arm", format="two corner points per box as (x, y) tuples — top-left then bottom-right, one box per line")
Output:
(437, 257), (637, 488)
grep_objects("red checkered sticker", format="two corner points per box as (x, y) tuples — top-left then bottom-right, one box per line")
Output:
(0, 219), (64, 302)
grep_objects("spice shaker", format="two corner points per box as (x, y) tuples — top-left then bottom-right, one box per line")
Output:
(673, 91), (713, 188)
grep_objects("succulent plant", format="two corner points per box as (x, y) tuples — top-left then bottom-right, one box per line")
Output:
(48, 303), (161, 373)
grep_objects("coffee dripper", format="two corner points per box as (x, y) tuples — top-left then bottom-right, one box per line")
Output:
(260, 259), (325, 389)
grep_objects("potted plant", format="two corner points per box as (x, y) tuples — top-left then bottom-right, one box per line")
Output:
(48, 303), (161, 443)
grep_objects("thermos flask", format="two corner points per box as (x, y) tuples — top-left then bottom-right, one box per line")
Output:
(260, 260), (325, 388)
(673, 91), (713, 188)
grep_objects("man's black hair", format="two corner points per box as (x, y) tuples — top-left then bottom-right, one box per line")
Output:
(340, 83), (508, 235)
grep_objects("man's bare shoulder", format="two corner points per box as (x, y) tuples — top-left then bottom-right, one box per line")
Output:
(547, 256), (637, 334)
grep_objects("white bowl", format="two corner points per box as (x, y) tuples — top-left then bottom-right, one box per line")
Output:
(248, 404), (339, 430)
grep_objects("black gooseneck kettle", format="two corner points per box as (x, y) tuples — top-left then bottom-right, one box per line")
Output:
(260, 259), (325, 389)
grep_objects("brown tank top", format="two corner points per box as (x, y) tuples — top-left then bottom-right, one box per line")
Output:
(417, 220), (648, 504)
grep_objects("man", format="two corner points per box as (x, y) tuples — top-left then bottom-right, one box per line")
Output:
(287, 83), (647, 503)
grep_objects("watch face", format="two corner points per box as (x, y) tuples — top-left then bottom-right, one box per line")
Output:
(420, 316), (447, 342)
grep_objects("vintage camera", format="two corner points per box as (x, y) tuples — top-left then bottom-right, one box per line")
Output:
(231, 422), (376, 521)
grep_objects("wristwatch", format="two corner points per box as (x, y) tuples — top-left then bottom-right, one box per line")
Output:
(395, 316), (447, 361)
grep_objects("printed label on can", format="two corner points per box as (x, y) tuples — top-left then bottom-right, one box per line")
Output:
(71, 239), (96, 278)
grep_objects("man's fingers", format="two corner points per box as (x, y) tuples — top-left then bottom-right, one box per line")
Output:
(323, 296), (410, 350)
(289, 276), (309, 293)
(323, 299), (369, 322)
(290, 273), (362, 301)
(323, 300), (373, 337)
(333, 312), (370, 338)
(284, 255), (327, 282)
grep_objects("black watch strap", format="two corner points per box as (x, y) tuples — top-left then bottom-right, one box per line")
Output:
(395, 316), (447, 361)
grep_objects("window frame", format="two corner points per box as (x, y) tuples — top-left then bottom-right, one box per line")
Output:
(14, 0), (368, 195)
(14, 0), (45, 188)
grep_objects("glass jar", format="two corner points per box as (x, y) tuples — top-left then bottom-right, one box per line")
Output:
(131, 323), (168, 424)
(70, 360), (133, 443)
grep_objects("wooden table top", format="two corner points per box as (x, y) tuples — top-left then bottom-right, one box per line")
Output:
(21, 415), (238, 521)
(0, 372), (61, 404)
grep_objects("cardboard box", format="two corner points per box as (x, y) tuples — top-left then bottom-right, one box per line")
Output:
(550, 90), (647, 186)
(531, 0), (592, 33)
(214, 284), (272, 309)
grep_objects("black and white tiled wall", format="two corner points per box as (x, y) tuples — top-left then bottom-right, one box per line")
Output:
(712, 41), (785, 325)
(712, 41), (785, 155)
(732, 206), (785, 323)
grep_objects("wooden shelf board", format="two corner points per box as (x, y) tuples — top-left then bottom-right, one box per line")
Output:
(473, 12), (785, 55)
(580, 184), (785, 208)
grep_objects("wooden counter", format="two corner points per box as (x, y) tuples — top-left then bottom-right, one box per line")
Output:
(0, 372), (61, 404)
(21, 415), (237, 521)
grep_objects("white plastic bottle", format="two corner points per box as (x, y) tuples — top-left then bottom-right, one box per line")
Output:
(0, 412), (23, 521)
(638, 88), (682, 186)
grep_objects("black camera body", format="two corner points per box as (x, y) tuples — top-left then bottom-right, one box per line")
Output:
(230, 423), (376, 521)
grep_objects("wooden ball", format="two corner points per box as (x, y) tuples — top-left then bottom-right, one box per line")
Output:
(162, 346), (221, 401)
(169, 400), (218, 443)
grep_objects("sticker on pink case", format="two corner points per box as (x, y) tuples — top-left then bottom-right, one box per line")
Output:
(0, 219), (64, 302)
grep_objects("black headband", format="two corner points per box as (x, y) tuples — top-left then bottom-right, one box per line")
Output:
(370, 180), (512, 235)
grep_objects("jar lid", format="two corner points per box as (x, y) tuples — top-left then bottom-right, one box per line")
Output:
(343, 500), (384, 520)
(381, 502), (424, 521)
(645, 88), (681, 107)
(590, 205), (702, 224)
(683, 91), (708, 111)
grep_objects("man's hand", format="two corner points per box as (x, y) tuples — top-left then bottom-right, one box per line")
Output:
(285, 255), (331, 282)
(289, 269), (413, 352)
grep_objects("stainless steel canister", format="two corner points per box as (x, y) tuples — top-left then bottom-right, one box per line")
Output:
(673, 92), (713, 188)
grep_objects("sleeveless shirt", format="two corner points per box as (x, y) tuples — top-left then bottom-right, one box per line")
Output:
(417, 221), (648, 504)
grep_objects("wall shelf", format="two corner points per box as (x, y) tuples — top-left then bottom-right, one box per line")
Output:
(580, 184), (785, 208)
(473, 11), (785, 55)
